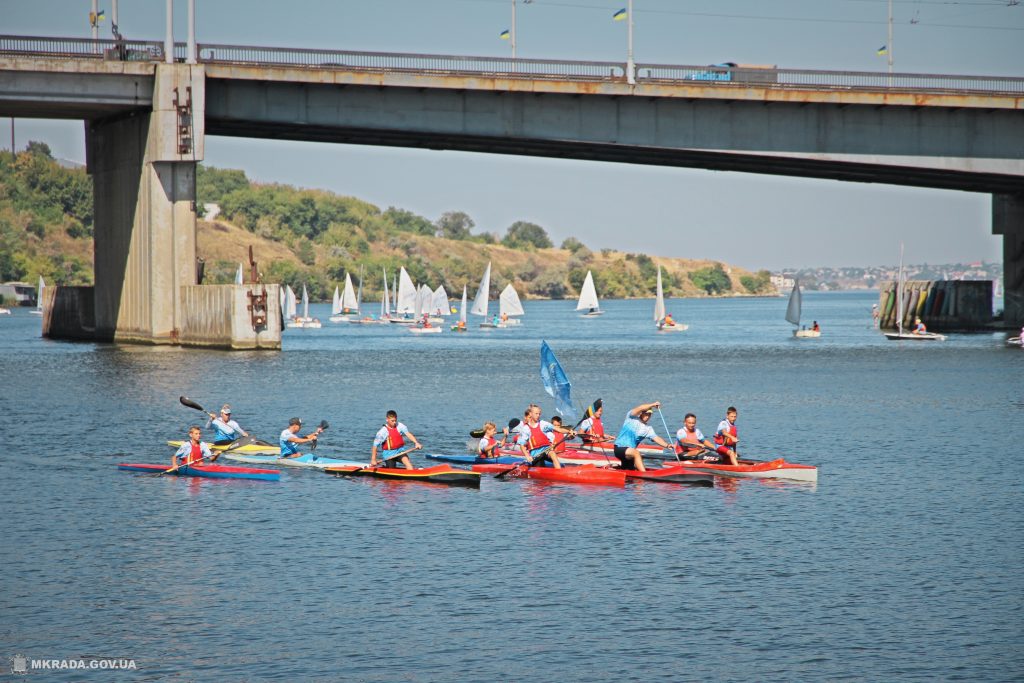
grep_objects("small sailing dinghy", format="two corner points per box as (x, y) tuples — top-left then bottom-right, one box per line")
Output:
(451, 285), (469, 332)
(498, 283), (525, 327)
(287, 284), (321, 328)
(473, 262), (498, 328)
(576, 270), (603, 317)
(329, 273), (359, 322)
(786, 279), (820, 338)
(884, 244), (945, 341)
(30, 276), (44, 316)
(390, 267), (418, 324)
(409, 283), (442, 334)
(654, 266), (687, 332)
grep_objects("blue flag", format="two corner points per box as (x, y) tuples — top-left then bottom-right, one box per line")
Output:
(540, 341), (577, 419)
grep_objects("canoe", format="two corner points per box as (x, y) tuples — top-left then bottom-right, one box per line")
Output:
(222, 452), (366, 469)
(325, 464), (481, 488)
(428, 453), (526, 466)
(166, 439), (279, 455)
(472, 463), (626, 487)
(117, 463), (281, 481)
(621, 466), (715, 486)
(672, 458), (818, 482)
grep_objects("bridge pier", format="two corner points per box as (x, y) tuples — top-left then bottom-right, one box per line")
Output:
(994, 194), (1024, 329)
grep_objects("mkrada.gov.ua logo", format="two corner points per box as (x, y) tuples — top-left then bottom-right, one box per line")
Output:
(9, 654), (138, 674)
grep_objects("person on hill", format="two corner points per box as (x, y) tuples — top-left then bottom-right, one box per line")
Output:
(613, 402), (671, 472)
(205, 404), (248, 445)
(812, 321), (820, 332)
(515, 404), (574, 469)
(371, 409), (422, 469)
(577, 402), (608, 445)
(549, 416), (568, 457)
(477, 421), (509, 459)
(279, 417), (322, 458)
(913, 317), (927, 334)
(675, 413), (717, 460)
(172, 425), (213, 469)
(714, 407), (740, 466)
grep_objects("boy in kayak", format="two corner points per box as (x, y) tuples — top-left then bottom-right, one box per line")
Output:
(477, 421), (509, 459)
(172, 426), (213, 469)
(280, 417), (322, 458)
(714, 407), (740, 466)
(675, 413), (717, 460)
(515, 404), (573, 469)
(577, 401), (608, 445)
(613, 401), (671, 472)
(205, 404), (248, 445)
(549, 416), (568, 457)
(371, 410), (423, 469)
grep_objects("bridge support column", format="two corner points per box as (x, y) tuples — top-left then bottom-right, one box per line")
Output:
(994, 193), (1024, 329)
(85, 64), (205, 343)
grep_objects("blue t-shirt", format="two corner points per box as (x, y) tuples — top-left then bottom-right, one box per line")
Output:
(209, 417), (243, 442)
(280, 428), (301, 456)
(614, 411), (657, 448)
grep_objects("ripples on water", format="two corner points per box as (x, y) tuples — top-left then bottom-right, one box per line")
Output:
(2, 292), (1022, 681)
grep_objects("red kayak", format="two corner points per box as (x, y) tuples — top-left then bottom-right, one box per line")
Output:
(324, 464), (481, 488)
(669, 458), (818, 482)
(472, 463), (625, 487)
(620, 465), (715, 486)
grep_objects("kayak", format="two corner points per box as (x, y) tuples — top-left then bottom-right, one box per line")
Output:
(166, 439), (279, 455)
(428, 453), (526, 466)
(621, 466), (715, 486)
(117, 463), (280, 481)
(221, 452), (366, 469)
(564, 441), (666, 455)
(671, 458), (818, 482)
(490, 446), (621, 466)
(472, 463), (626, 487)
(324, 464), (481, 488)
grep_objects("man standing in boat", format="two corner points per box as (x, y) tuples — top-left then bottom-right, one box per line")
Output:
(613, 402), (671, 472)
(205, 404), (248, 446)
(371, 410), (423, 469)
(515, 404), (573, 469)
(675, 413), (717, 460)
(714, 407), (740, 466)
(172, 426), (213, 469)
(280, 418), (322, 458)
(577, 401), (608, 446)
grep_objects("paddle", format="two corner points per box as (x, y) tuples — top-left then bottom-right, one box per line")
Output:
(179, 395), (207, 413)
(153, 447), (214, 476)
(494, 419), (582, 480)
(310, 420), (329, 451)
(469, 417), (520, 439)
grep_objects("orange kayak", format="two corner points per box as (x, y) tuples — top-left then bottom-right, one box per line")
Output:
(472, 463), (625, 487)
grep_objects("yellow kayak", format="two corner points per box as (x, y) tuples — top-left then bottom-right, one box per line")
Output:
(166, 438), (279, 455)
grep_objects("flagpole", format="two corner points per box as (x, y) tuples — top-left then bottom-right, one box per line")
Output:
(91, 0), (98, 41)
(511, 0), (517, 59)
(627, 0), (636, 84)
(887, 0), (893, 75)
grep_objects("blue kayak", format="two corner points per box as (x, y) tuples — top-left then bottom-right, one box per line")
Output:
(426, 453), (526, 466)
(221, 452), (366, 469)
(118, 463), (280, 481)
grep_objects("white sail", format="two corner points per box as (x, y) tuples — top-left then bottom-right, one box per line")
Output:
(392, 274), (398, 313)
(576, 270), (600, 312)
(396, 267), (417, 314)
(355, 268), (363, 314)
(279, 286), (286, 319)
(418, 284), (433, 317)
(897, 243), (905, 335)
(785, 279), (802, 327)
(285, 285), (297, 319)
(654, 267), (665, 322)
(470, 262), (492, 318)
(36, 276), (45, 313)
(331, 286), (341, 315)
(499, 283), (525, 317)
(381, 268), (390, 319)
(301, 285), (310, 319)
(431, 286), (450, 316)
(235, 263), (244, 285)
(460, 285), (468, 324)
(340, 273), (358, 312)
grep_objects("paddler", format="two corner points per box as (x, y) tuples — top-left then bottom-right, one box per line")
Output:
(549, 416), (569, 458)
(279, 417), (322, 458)
(172, 426), (213, 469)
(205, 404), (248, 445)
(613, 401), (671, 472)
(675, 413), (717, 460)
(714, 407), (740, 466)
(577, 401), (607, 445)
(371, 410), (423, 469)
(515, 404), (574, 469)
(477, 421), (509, 459)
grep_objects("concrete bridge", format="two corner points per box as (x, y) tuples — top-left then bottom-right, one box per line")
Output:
(1, 34), (1023, 346)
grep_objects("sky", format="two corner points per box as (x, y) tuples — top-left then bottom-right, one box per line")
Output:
(6, 0), (1023, 270)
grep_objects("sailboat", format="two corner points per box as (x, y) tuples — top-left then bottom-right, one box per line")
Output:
(451, 285), (469, 332)
(30, 276), (45, 315)
(654, 266), (687, 331)
(576, 270), (603, 317)
(472, 262), (496, 328)
(409, 282), (442, 334)
(786, 279), (819, 338)
(390, 267), (418, 324)
(431, 286), (450, 321)
(498, 283), (525, 327)
(884, 244), (945, 341)
(287, 284), (321, 328)
(234, 263), (244, 285)
(330, 273), (359, 322)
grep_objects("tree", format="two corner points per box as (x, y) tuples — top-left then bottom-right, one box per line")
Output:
(561, 236), (587, 253)
(25, 141), (52, 158)
(384, 207), (434, 236)
(435, 211), (475, 240)
(689, 264), (732, 295)
(503, 221), (552, 249)
(739, 269), (773, 294)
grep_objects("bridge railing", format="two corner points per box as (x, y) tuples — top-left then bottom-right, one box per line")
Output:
(3, 35), (1023, 95)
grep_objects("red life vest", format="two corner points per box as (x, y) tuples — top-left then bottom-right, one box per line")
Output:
(186, 442), (203, 466)
(675, 427), (702, 455)
(479, 436), (496, 457)
(527, 422), (551, 450)
(382, 425), (405, 451)
(553, 436), (566, 454)
(714, 422), (737, 447)
(586, 416), (604, 437)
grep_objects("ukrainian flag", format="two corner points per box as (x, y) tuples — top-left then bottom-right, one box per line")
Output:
(612, 8), (628, 21)
(96, 9), (105, 21)
(876, 45), (888, 56)
(499, 29), (511, 40)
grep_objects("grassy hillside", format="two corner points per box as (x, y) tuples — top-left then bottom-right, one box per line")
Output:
(0, 145), (775, 304)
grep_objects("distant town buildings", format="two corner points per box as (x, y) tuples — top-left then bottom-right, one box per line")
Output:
(773, 262), (1003, 293)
